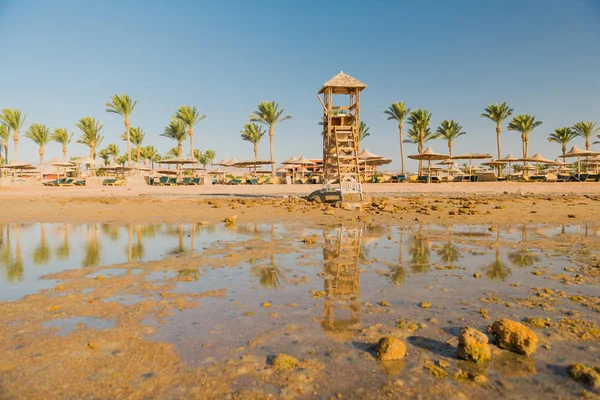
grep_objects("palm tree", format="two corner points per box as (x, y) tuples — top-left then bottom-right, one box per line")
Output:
(106, 144), (120, 165)
(76, 117), (104, 158)
(24, 123), (50, 180)
(358, 121), (370, 143)
(116, 154), (128, 166)
(241, 123), (266, 158)
(0, 124), (9, 164)
(141, 145), (159, 169)
(105, 94), (137, 165)
(548, 127), (578, 156)
(50, 128), (74, 161)
(165, 147), (179, 159)
(480, 102), (513, 161)
(193, 149), (203, 163)
(572, 121), (599, 150)
(507, 114), (543, 160)
(407, 109), (433, 172)
(0, 109), (27, 162)
(121, 126), (145, 163)
(173, 106), (206, 161)
(161, 120), (187, 158)
(197, 152), (211, 169)
(82, 224), (100, 268)
(97, 148), (111, 166)
(437, 241), (461, 264)
(56, 224), (70, 260)
(249, 101), (291, 175)
(384, 102), (410, 173)
(436, 120), (466, 158)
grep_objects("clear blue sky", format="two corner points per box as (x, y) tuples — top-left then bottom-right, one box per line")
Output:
(1, 0), (599, 171)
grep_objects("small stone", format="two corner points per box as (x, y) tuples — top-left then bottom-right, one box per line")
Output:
(567, 363), (600, 388)
(223, 215), (238, 225)
(272, 353), (299, 371)
(375, 337), (406, 361)
(379, 301), (390, 307)
(87, 341), (98, 350)
(262, 302), (271, 308)
(456, 327), (491, 362)
(419, 302), (432, 309)
(490, 318), (538, 355)
(473, 273), (482, 279)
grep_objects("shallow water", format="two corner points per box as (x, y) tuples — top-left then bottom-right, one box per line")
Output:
(2, 221), (600, 398)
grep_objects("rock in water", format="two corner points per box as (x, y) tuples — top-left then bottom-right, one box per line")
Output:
(375, 337), (406, 361)
(490, 319), (538, 355)
(567, 363), (600, 388)
(272, 354), (299, 371)
(457, 327), (491, 362)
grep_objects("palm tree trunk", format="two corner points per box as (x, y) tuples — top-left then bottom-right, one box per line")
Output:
(4, 145), (8, 165)
(448, 142), (453, 158)
(177, 142), (182, 158)
(63, 145), (67, 161)
(496, 125), (502, 160)
(253, 143), (258, 158)
(399, 123), (405, 174)
(136, 147), (140, 163)
(39, 148), (43, 181)
(13, 132), (18, 161)
(269, 126), (275, 176)
(562, 143), (566, 156)
(125, 119), (131, 166)
(189, 127), (194, 161)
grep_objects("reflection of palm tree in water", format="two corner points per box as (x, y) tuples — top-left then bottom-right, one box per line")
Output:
(409, 222), (430, 273)
(1, 224), (24, 282)
(320, 225), (362, 341)
(388, 229), (406, 285)
(251, 252), (283, 289)
(82, 224), (100, 267)
(508, 225), (540, 268)
(130, 225), (145, 261)
(437, 242), (460, 264)
(33, 223), (51, 265)
(169, 224), (186, 255)
(56, 224), (70, 260)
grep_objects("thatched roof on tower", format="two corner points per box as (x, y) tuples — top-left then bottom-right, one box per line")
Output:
(319, 72), (367, 94)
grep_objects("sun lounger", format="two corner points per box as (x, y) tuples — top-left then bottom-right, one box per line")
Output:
(391, 174), (407, 183)
(497, 177), (508, 182)
(585, 174), (600, 182)
(177, 177), (193, 185)
(557, 174), (569, 182)
(246, 178), (258, 185)
(58, 178), (76, 186)
(416, 175), (430, 183)
(229, 179), (242, 185)
(570, 174), (589, 182)
(470, 175), (480, 182)
(102, 179), (117, 186)
(43, 179), (59, 186)
(529, 175), (546, 182)
(74, 180), (86, 186)
(452, 175), (463, 182)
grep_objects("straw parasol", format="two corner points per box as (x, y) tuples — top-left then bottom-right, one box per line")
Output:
(234, 158), (275, 176)
(282, 156), (299, 165)
(452, 152), (493, 175)
(73, 156), (103, 165)
(409, 147), (449, 174)
(364, 158), (392, 167)
(358, 149), (383, 160)
(561, 146), (600, 174)
(0, 160), (32, 169)
(518, 153), (555, 175)
(294, 156), (315, 177)
(213, 159), (230, 167)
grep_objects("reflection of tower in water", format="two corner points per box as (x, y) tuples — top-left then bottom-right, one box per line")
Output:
(321, 225), (362, 341)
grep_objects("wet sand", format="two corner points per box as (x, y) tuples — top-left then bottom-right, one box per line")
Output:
(1, 186), (600, 399)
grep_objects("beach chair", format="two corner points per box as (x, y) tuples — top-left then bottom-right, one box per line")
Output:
(392, 174), (407, 183)
(177, 177), (193, 185)
(102, 178), (117, 186)
(529, 175), (546, 182)
(496, 176), (508, 182)
(43, 179), (59, 186)
(470, 175), (480, 182)
(257, 176), (268, 185)
(74, 180), (86, 186)
(585, 174), (599, 182)
(246, 178), (259, 185)
(153, 176), (168, 186)
(58, 178), (76, 186)
(192, 177), (201, 185)
(229, 179), (242, 185)
(557, 174), (569, 182)
(430, 176), (441, 183)
(167, 177), (177, 185)
(570, 174), (588, 182)
(452, 175), (463, 182)
(416, 175), (430, 183)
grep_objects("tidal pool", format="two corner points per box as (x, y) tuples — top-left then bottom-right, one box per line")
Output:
(1, 221), (599, 398)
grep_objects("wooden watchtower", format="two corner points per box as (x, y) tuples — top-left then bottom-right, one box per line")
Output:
(318, 72), (367, 201)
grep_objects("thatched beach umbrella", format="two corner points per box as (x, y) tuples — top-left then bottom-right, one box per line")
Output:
(358, 149), (383, 160)
(561, 146), (600, 174)
(235, 158), (275, 176)
(282, 156), (299, 165)
(452, 152), (492, 175)
(518, 153), (555, 175)
(408, 147), (448, 174)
